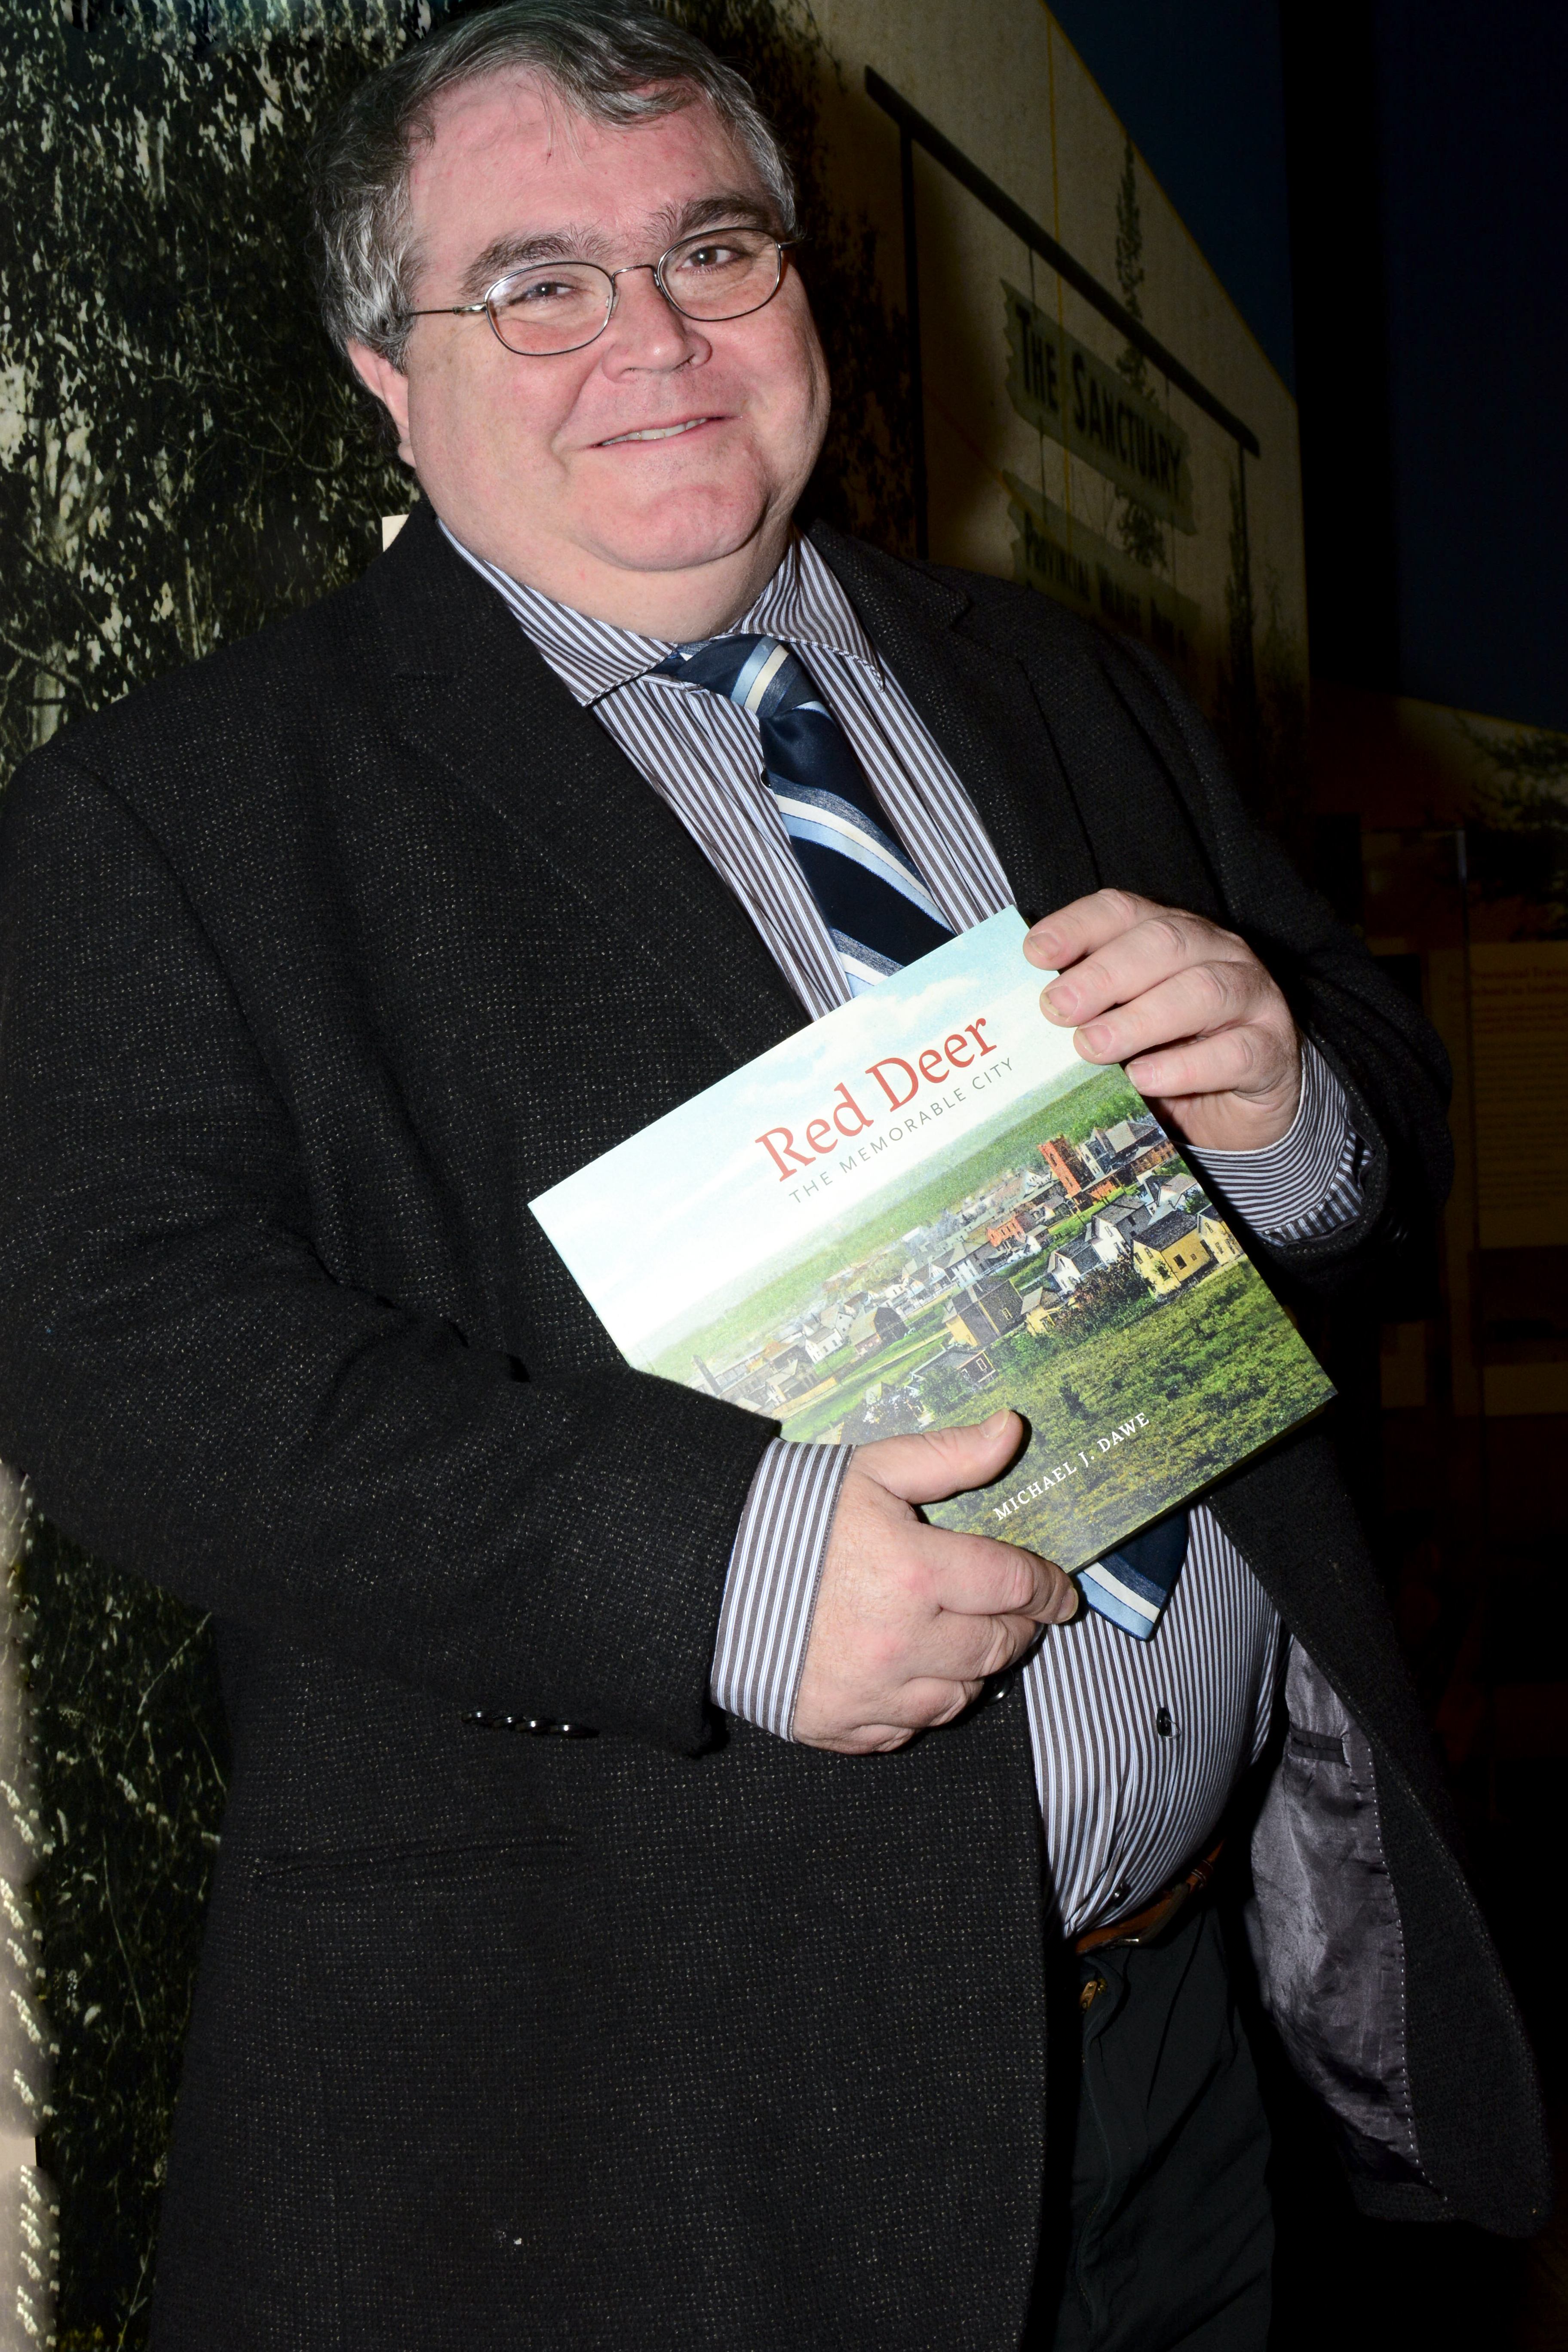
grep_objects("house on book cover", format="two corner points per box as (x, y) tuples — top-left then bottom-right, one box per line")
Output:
(1132, 1208), (1244, 1297)
(945, 1280), (1025, 1349)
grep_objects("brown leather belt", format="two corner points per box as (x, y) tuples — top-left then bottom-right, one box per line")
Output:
(1072, 1841), (1224, 1956)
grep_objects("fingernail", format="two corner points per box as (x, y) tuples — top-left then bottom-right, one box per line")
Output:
(980, 1408), (1012, 1434)
(1043, 980), (1075, 1015)
(1079, 1022), (1110, 1055)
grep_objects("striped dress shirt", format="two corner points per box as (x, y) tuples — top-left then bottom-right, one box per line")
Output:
(448, 523), (1362, 1936)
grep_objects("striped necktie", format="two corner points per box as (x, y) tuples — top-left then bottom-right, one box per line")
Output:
(1078, 1511), (1190, 1640)
(652, 633), (953, 992)
(655, 632), (1188, 1637)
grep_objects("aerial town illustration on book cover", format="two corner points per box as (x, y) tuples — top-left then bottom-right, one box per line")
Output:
(533, 912), (1332, 1573)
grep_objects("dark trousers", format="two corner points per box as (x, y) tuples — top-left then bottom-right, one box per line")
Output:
(1025, 1901), (1274, 2352)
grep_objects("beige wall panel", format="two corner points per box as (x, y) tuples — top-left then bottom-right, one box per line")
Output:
(806, 0), (1307, 726)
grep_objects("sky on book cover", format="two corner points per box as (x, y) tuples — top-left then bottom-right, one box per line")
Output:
(531, 910), (1075, 1363)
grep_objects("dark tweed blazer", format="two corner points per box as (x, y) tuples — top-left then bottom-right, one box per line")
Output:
(0, 506), (1547, 2350)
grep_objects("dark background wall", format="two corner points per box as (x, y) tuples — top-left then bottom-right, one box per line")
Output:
(1369, 0), (1568, 727)
(1053, 0), (1568, 730)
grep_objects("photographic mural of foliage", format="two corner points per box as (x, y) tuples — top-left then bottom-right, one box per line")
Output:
(7, 1521), (228, 2351)
(1111, 135), (1167, 579)
(1462, 722), (1568, 935)
(0, 0), (421, 776)
(0, 2), (913, 2341)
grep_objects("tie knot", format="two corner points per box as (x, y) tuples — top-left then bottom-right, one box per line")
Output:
(653, 633), (814, 721)
(648, 624), (955, 993)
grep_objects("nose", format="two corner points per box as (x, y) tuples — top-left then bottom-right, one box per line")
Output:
(598, 262), (710, 374)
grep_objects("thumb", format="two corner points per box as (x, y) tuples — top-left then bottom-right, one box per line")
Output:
(860, 1409), (1022, 1507)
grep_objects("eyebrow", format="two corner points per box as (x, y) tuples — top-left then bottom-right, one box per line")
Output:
(458, 190), (779, 296)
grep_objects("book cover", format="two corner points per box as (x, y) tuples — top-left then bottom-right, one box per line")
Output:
(530, 909), (1333, 1577)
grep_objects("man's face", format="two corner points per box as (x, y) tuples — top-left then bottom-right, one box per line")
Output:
(351, 74), (831, 628)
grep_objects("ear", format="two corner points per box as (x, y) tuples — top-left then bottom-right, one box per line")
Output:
(348, 341), (416, 466)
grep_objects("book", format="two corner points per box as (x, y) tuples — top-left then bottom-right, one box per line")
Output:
(530, 908), (1333, 1578)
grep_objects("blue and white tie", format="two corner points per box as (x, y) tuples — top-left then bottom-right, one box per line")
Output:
(656, 631), (1188, 1636)
(1078, 1512), (1190, 1640)
(652, 633), (953, 991)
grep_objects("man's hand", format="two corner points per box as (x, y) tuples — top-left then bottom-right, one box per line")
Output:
(1024, 890), (1302, 1152)
(792, 1412), (1077, 1755)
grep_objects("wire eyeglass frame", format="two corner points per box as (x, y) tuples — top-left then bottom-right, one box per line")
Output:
(398, 225), (801, 358)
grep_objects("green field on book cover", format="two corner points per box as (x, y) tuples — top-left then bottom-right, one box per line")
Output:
(531, 910), (1332, 1574)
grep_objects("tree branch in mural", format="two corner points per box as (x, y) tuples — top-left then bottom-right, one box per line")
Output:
(1112, 138), (1167, 577)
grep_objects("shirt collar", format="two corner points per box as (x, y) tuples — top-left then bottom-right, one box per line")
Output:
(439, 519), (883, 709)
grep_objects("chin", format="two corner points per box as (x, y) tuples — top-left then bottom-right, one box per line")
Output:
(592, 482), (774, 577)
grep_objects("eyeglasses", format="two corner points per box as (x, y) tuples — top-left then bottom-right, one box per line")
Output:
(399, 225), (800, 358)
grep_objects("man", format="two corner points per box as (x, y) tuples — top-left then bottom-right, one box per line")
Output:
(0, 6), (1546, 2347)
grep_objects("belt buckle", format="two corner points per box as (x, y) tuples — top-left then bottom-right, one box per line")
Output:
(1072, 1840), (1223, 1957)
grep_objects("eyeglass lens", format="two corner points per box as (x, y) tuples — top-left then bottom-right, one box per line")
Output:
(488, 227), (783, 355)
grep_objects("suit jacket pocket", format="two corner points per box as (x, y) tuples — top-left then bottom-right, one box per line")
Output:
(253, 1835), (577, 1898)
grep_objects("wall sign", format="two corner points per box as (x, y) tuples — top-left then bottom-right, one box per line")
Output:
(1004, 471), (1201, 665)
(1003, 282), (1195, 534)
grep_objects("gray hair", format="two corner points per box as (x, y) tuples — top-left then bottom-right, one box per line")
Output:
(308, 2), (798, 370)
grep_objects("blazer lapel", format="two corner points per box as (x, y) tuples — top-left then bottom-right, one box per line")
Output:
(359, 509), (1100, 1077)
(362, 508), (806, 1068)
(810, 524), (1099, 924)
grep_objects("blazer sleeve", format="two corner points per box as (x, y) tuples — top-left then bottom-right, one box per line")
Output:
(1104, 638), (1454, 1306)
(0, 747), (776, 1753)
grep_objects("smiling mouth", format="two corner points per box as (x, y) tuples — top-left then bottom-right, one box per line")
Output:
(598, 417), (719, 445)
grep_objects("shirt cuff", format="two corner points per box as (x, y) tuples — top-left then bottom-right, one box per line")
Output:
(1184, 1038), (1366, 1242)
(711, 1439), (850, 1740)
